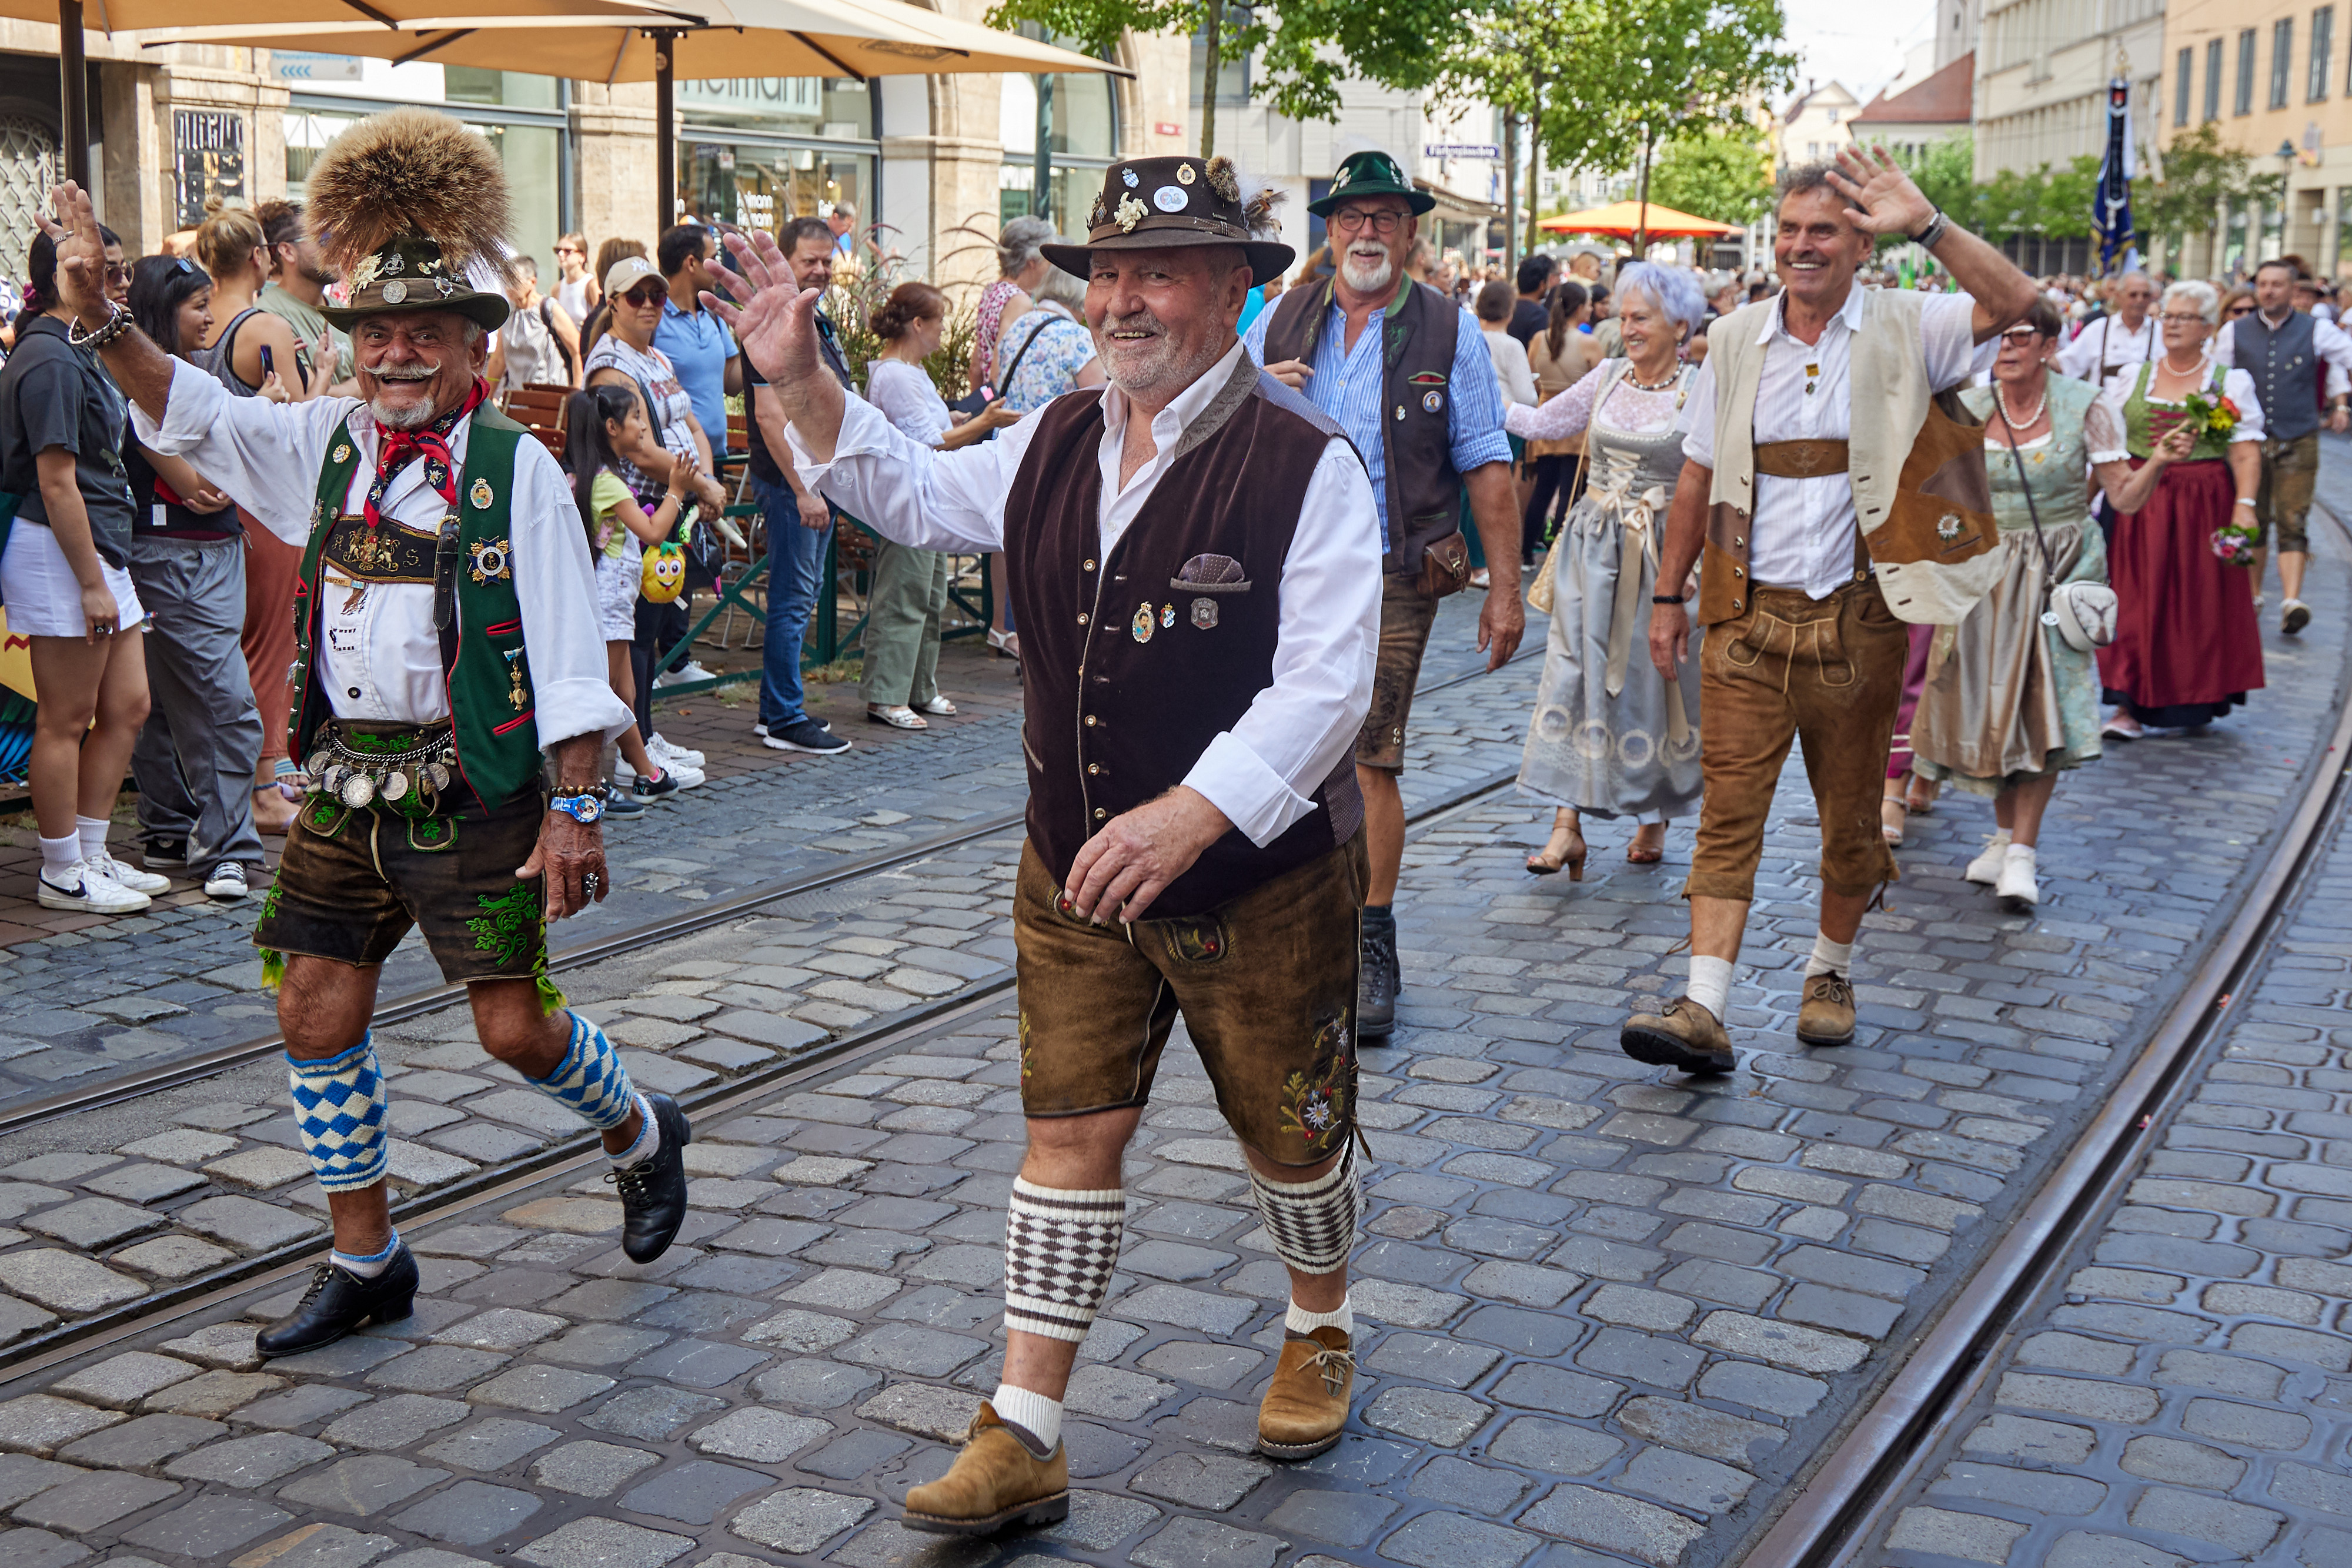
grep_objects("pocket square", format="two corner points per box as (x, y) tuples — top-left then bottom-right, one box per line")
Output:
(1172, 553), (1251, 593)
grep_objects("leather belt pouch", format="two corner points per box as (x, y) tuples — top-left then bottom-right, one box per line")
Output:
(1419, 530), (1472, 597)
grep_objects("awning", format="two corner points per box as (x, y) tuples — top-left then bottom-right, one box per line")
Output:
(1416, 178), (1501, 228)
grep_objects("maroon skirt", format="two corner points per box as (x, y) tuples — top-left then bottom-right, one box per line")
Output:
(2097, 457), (2263, 726)
(1887, 622), (1935, 778)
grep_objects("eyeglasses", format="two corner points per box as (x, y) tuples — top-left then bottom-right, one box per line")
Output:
(555, 245), (582, 256)
(1999, 327), (2045, 345)
(1330, 209), (1406, 236)
(2158, 312), (2211, 325)
(2224, 302), (2255, 317)
(620, 286), (666, 307)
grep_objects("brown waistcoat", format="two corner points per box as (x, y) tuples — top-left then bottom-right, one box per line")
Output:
(1004, 354), (1366, 920)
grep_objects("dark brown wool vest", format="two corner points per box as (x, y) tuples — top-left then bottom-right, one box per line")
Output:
(1004, 353), (1367, 920)
(1259, 273), (1462, 576)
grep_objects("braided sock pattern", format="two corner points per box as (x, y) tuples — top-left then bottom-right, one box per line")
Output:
(1002, 1178), (1124, 1343)
(526, 1012), (640, 1131)
(287, 1033), (391, 1192)
(1250, 1139), (1361, 1276)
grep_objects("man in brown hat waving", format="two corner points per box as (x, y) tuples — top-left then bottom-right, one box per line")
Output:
(713, 156), (1382, 1535)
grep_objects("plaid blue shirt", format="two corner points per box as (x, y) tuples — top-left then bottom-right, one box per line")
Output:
(1243, 283), (1511, 551)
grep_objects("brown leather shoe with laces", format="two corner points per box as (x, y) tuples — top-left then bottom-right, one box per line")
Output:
(1619, 996), (1735, 1075)
(1797, 971), (1856, 1045)
(902, 1401), (1069, 1536)
(1258, 1326), (1355, 1459)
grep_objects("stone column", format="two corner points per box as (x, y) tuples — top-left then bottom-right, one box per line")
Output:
(572, 81), (660, 249)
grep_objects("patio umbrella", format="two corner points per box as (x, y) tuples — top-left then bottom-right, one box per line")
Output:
(1536, 199), (1742, 242)
(0, 0), (706, 192)
(141, 0), (1129, 230)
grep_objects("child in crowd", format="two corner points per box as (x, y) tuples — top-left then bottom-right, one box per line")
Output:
(563, 384), (703, 810)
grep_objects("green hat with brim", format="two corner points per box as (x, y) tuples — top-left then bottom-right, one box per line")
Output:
(1308, 150), (1435, 219)
(322, 236), (511, 334)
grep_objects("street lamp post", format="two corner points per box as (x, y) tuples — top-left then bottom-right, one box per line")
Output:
(2279, 138), (2300, 264)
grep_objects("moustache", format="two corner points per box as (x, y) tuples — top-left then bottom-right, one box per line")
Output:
(369, 364), (441, 384)
(1100, 309), (1167, 342)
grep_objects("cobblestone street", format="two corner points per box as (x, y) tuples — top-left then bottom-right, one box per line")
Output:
(2, 492), (2351, 1568)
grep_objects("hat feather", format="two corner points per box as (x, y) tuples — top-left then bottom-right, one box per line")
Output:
(304, 108), (512, 283)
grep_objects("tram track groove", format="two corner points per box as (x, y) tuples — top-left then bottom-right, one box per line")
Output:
(1735, 502), (2352, 1568)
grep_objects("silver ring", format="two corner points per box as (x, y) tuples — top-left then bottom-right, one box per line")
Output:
(582, 871), (602, 895)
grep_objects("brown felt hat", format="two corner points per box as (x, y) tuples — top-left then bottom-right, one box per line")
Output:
(1041, 155), (1294, 287)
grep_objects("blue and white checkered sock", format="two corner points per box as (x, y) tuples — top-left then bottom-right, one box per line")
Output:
(287, 1033), (391, 1193)
(333, 1229), (403, 1279)
(526, 1012), (640, 1132)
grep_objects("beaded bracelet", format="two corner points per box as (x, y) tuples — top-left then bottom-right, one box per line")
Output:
(66, 303), (131, 351)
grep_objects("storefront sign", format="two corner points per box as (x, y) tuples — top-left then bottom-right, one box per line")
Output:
(269, 52), (367, 82)
(680, 78), (824, 112)
(174, 111), (245, 228)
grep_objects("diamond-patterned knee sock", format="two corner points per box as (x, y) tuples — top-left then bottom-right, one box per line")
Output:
(1250, 1140), (1360, 1276)
(1002, 1178), (1124, 1343)
(287, 1032), (390, 1193)
(526, 1012), (640, 1131)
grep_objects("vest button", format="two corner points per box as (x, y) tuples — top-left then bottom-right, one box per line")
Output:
(1733, 536), (1743, 546)
(1077, 613), (1088, 625)
(1084, 715), (1097, 727)
(1732, 599), (1742, 611)
(1733, 567), (1744, 579)
(1093, 808), (1107, 821)
(347, 687), (362, 698)
(1087, 764), (1100, 775)
(1083, 559), (1096, 571)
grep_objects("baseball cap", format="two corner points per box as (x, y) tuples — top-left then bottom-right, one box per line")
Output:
(605, 255), (659, 296)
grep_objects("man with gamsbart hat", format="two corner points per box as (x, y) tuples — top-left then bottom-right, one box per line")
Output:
(711, 153), (1381, 1536)
(36, 108), (694, 1357)
(1248, 148), (1522, 1044)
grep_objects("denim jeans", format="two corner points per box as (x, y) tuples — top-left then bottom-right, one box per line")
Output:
(755, 474), (835, 729)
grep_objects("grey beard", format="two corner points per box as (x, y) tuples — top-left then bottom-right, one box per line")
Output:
(368, 387), (439, 430)
(1340, 253), (1394, 295)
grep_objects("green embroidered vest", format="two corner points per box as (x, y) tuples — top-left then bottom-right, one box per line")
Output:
(2122, 360), (2233, 464)
(295, 405), (542, 814)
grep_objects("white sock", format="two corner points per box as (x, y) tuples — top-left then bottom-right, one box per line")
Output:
(1805, 934), (1855, 979)
(1286, 1294), (1354, 1338)
(609, 1093), (660, 1169)
(990, 1383), (1061, 1457)
(1687, 955), (1733, 1020)
(76, 815), (111, 864)
(333, 1230), (402, 1279)
(2005, 843), (2037, 865)
(39, 834), (82, 878)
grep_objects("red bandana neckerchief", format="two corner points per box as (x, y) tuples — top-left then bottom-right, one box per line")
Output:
(363, 377), (490, 531)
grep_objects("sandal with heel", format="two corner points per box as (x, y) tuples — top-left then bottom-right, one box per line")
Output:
(1526, 819), (1588, 880)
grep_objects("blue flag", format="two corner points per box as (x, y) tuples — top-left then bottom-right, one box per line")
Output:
(2094, 74), (2135, 275)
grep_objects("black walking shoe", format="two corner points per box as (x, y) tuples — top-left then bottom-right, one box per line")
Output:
(610, 1091), (693, 1263)
(256, 1244), (419, 1358)
(142, 837), (189, 868)
(1358, 922), (1399, 1041)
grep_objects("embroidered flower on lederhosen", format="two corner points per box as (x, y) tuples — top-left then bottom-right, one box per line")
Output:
(1017, 1010), (1036, 1084)
(1277, 1011), (1353, 1152)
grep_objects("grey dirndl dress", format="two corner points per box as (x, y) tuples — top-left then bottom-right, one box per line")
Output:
(1511, 359), (1705, 821)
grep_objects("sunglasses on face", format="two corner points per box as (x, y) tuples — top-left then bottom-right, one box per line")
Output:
(556, 245), (582, 256)
(622, 286), (665, 307)
(2224, 303), (2254, 316)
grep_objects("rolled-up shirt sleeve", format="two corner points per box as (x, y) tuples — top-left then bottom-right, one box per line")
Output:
(509, 439), (637, 748)
(1180, 436), (1381, 845)
(793, 390), (1027, 552)
(1446, 311), (1514, 472)
(132, 359), (358, 547)
(1681, 360), (1719, 469)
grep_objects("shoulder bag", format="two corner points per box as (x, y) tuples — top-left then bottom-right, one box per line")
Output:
(1992, 392), (2116, 653)
(950, 308), (1051, 419)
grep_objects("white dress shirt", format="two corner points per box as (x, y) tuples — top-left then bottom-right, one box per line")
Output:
(2055, 313), (2156, 391)
(136, 359), (632, 749)
(794, 339), (1381, 847)
(2213, 309), (2352, 402)
(1684, 283), (1980, 600)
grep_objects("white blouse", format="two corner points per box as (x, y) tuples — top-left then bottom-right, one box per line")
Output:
(865, 358), (952, 446)
(1505, 362), (1696, 444)
(2089, 357), (2264, 465)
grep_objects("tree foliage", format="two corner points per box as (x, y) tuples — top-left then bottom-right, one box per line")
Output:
(2143, 122), (2286, 245)
(1648, 124), (1775, 226)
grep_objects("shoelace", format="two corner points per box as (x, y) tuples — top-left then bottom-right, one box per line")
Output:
(1361, 934), (1397, 987)
(604, 1160), (659, 1208)
(1302, 1344), (1355, 1395)
(290, 1262), (338, 1310)
(1810, 972), (1855, 1009)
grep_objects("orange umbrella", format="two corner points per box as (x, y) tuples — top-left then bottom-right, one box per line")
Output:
(1537, 199), (1742, 240)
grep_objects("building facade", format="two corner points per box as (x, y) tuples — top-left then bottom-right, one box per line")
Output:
(2161, 0), (2352, 279)
(1776, 81), (1860, 174)
(1972, 0), (2162, 180)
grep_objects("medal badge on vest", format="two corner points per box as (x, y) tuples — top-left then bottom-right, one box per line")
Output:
(1131, 602), (1155, 643)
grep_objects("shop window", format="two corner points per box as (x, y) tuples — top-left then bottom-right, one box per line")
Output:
(685, 141), (872, 237)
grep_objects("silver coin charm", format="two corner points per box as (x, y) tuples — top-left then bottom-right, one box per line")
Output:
(341, 773), (377, 808)
(382, 771), (410, 803)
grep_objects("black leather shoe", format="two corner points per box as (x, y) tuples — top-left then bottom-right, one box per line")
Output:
(1358, 922), (1398, 1041)
(256, 1244), (419, 1358)
(610, 1091), (693, 1263)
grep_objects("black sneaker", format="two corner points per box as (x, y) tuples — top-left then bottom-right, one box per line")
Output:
(257, 1245), (419, 1358)
(1358, 922), (1399, 1041)
(609, 1091), (693, 1263)
(143, 838), (190, 868)
(633, 770), (683, 802)
(761, 716), (850, 755)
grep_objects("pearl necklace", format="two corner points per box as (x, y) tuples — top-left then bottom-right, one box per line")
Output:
(2161, 349), (2207, 376)
(1993, 382), (2046, 430)
(1625, 362), (1682, 393)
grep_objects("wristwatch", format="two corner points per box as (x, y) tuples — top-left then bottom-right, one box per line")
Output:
(1909, 208), (1950, 249)
(1652, 594), (1687, 605)
(550, 785), (609, 824)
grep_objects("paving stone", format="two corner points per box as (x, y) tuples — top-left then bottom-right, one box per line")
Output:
(1364, 1386), (1493, 1446)
(0, 1453), (84, 1510)
(0, 1249), (149, 1313)
(1261, 1487), (1397, 1547)
(1518, 1483), (1706, 1567)
(322, 1395), (472, 1449)
(0, 1394), (127, 1456)
(51, 1351), (202, 1410)
(794, 1427), (913, 1481)
(1959, 1414), (2097, 1467)
(2120, 1435), (2247, 1490)
(836, 1322), (987, 1378)
(1690, 1312), (1868, 1373)
(415, 1419), (562, 1472)
(687, 1407), (833, 1462)
(1037, 1489), (1161, 1550)
(1130, 1452), (1272, 1510)
(1130, 1514), (1285, 1568)
(1885, 1506), (2029, 1564)
(434, 1309), (566, 1352)
(0, 1526), (93, 1568)
(1378, 1510), (1540, 1568)
(1619, 1445), (1756, 1514)
(466, 1365), (616, 1413)
(12, 1469), (182, 1531)
(365, 1345), (512, 1393)
(1409, 1455), (1533, 1513)
(747, 1358), (881, 1410)
(1616, 1398), (1784, 1466)
(513, 1518), (693, 1568)
(614, 1459), (769, 1525)
(2124, 1490), (2286, 1558)
(279, 1456), (453, 1516)
(856, 1383), (982, 1440)
(113, 1233), (240, 1281)
(178, 1195), (322, 1251)
(23, 1195), (170, 1248)
(726, 1487), (876, 1553)
(386, 1479), (543, 1546)
(1489, 1416), (1625, 1476)
(230, 1385), (371, 1430)
(1137, 1340), (1266, 1390)
(229, 1522), (399, 1568)
(116, 1494), (291, 1556)
(529, 1440), (660, 1497)
(1492, 1362), (1625, 1417)
(164, 1431), (335, 1486)
(2180, 1397), (2311, 1450)
(579, 1387), (723, 1442)
(537, 1323), (669, 1366)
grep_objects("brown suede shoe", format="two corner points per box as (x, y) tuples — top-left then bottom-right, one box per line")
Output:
(902, 1402), (1069, 1536)
(1620, 996), (1735, 1075)
(1797, 971), (1856, 1046)
(1258, 1326), (1355, 1459)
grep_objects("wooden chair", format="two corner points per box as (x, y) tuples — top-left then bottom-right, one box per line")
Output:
(502, 383), (573, 455)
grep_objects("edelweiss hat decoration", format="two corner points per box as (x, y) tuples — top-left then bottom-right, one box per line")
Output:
(307, 107), (514, 333)
(1043, 155), (1295, 286)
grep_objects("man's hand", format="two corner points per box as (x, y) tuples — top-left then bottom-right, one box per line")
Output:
(2330, 406), (2350, 436)
(1649, 600), (1692, 678)
(1478, 584), (1525, 670)
(1063, 787), (1231, 924)
(706, 229), (823, 391)
(520, 811), (607, 921)
(1826, 145), (1935, 239)
(1262, 359), (1313, 392)
(36, 182), (111, 329)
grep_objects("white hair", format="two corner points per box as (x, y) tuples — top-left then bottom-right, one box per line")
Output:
(2161, 279), (2219, 326)
(1615, 262), (1706, 336)
(1033, 259), (1088, 311)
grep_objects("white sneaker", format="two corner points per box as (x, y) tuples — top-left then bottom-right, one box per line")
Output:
(654, 661), (713, 688)
(91, 849), (171, 895)
(649, 733), (705, 768)
(204, 862), (250, 901)
(1996, 845), (2039, 911)
(38, 863), (152, 914)
(656, 760), (706, 789)
(1965, 831), (2012, 885)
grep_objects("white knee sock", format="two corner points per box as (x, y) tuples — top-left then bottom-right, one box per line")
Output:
(39, 834), (81, 878)
(1687, 955), (1733, 1020)
(1805, 934), (1855, 979)
(990, 1383), (1062, 1457)
(76, 815), (111, 864)
(609, 1092), (660, 1169)
(1286, 1294), (1355, 1338)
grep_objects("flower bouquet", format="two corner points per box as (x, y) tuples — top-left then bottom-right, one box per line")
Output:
(2179, 388), (2240, 440)
(2212, 516), (2259, 566)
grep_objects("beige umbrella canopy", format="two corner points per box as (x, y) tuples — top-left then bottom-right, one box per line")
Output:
(141, 0), (1129, 229)
(0, 0), (706, 189)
